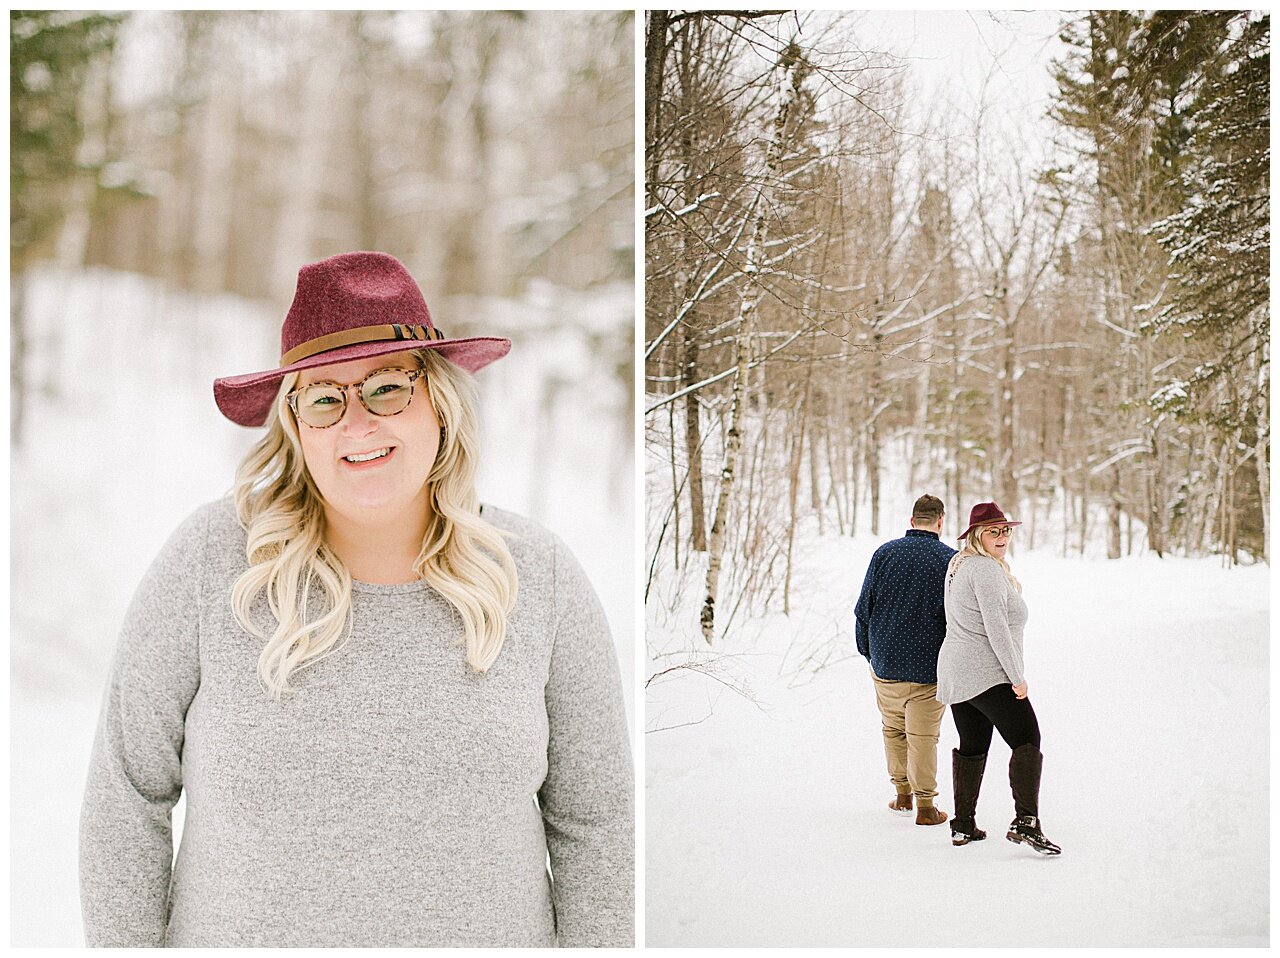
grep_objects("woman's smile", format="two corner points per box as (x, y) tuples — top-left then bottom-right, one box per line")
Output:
(339, 445), (397, 468)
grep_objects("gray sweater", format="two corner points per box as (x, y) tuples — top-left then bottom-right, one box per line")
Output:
(79, 498), (633, 947)
(936, 553), (1028, 705)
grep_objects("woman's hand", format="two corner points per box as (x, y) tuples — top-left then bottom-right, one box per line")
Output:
(1012, 682), (1028, 699)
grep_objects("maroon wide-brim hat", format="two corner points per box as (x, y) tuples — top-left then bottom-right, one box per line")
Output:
(957, 501), (1022, 540)
(213, 251), (511, 427)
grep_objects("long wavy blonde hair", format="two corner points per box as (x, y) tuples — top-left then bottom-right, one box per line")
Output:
(955, 526), (1022, 593)
(230, 348), (518, 698)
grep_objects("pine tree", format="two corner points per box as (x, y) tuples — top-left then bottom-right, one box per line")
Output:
(11, 10), (122, 444)
(1146, 13), (1269, 408)
(1144, 12), (1270, 560)
(10, 11), (121, 265)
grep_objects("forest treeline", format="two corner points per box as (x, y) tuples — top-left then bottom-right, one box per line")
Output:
(644, 11), (1269, 642)
(11, 9), (633, 440)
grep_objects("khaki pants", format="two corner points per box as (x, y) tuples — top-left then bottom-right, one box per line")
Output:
(871, 670), (946, 806)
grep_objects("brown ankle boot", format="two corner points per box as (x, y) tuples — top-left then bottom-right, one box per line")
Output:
(888, 792), (913, 814)
(915, 805), (949, 826)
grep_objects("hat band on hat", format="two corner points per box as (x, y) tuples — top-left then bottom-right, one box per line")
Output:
(280, 323), (446, 366)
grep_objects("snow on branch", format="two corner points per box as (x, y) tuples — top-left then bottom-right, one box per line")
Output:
(644, 191), (723, 221)
(1090, 439), (1149, 476)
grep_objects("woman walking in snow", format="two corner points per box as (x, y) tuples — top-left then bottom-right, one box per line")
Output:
(79, 251), (634, 946)
(935, 501), (1061, 855)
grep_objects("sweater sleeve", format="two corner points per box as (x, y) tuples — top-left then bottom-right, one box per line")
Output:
(79, 506), (209, 946)
(971, 561), (1025, 687)
(538, 539), (635, 947)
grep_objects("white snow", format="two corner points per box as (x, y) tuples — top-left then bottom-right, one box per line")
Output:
(11, 264), (633, 946)
(645, 516), (1269, 946)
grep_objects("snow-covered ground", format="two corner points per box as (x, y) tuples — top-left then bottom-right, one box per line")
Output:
(645, 518), (1269, 946)
(10, 264), (634, 947)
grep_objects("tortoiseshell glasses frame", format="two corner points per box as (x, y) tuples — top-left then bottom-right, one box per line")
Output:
(286, 365), (426, 429)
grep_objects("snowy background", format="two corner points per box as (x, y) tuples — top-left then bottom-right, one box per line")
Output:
(645, 462), (1269, 947)
(10, 264), (634, 946)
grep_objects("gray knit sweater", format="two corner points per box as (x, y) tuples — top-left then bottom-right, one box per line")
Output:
(935, 553), (1028, 705)
(79, 498), (633, 947)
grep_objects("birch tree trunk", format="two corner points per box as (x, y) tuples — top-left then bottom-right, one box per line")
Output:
(701, 47), (802, 644)
(1257, 408), (1270, 565)
(947, 314), (964, 524)
(682, 328), (708, 552)
(809, 409), (824, 531)
(1147, 426), (1167, 558)
(867, 338), (883, 537)
(1251, 317), (1269, 564)
(997, 325), (1016, 512)
(783, 396), (807, 615)
(702, 323), (747, 642)
(1108, 468), (1122, 559)
(668, 402), (681, 570)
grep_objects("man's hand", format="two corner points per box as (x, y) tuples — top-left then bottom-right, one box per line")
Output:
(1012, 682), (1028, 699)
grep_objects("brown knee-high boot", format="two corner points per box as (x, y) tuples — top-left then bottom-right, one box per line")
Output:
(950, 749), (987, 846)
(1006, 744), (1061, 855)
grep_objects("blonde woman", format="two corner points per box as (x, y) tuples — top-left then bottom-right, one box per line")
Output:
(78, 252), (634, 946)
(936, 502), (1061, 856)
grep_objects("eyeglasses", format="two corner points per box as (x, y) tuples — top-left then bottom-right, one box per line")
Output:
(983, 526), (1014, 539)
(287, 366), (425, 429)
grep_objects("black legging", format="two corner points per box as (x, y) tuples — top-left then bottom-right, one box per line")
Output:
(951, 683), (1041, 756)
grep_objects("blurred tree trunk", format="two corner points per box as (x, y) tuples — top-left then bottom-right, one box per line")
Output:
(349, 12), (382, 251)
(163, 12), (214, 288)
(190, 81), (240, 293)
(54, 46), (113, 270)
(11, 274), (29, 446)
(271, 17), (332, 297)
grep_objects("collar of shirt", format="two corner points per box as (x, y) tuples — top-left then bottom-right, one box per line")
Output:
(904, 529), (940, 540)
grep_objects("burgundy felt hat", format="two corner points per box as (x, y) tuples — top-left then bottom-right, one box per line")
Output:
(957, 501), (1022, 540)
(213, 251), (511, 427)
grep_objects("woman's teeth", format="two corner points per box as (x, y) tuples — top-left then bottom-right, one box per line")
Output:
(344, 448), (390, 463)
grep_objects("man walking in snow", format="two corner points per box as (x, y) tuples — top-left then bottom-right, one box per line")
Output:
(855, 494), (956, 826)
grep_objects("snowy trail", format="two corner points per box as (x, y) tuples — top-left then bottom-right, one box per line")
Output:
(645, 530), (1269, 946)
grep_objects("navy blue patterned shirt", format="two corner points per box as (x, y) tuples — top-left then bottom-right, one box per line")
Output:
(854, 529), (956, 683)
